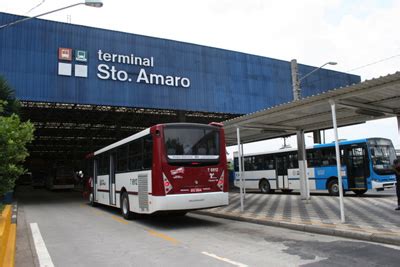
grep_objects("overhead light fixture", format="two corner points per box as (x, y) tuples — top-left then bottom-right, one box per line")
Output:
(85, 0), (103, 8)
(0, 1), (103, 30)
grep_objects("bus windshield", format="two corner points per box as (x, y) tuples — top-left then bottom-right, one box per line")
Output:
(164, 125), (220, 163)
(368, 139), (397, 175)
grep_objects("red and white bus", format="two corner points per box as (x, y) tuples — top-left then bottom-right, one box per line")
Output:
(87, 123), (229, 219)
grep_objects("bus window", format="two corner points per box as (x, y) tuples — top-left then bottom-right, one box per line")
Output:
(98, 153), (109, 175)
(320, 147), (336, 166)
(244, 157), (253, 171)
(368, 138), (397, 175)
(143, 135), (153, 170)
(117, 145), (128, 172)
(288, 153), (298, 168)
(128, 139), (142, 171)
(265, 155), (274, 170)
(164, 125), (220, 165)
(307, 150), (320, 167)
(255, 155), (264, 170)
(234, 157), (239, 171)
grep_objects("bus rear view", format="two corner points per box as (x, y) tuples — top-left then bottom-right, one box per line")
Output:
(151, 123), (229, 212)
(89, 123), (229, 220)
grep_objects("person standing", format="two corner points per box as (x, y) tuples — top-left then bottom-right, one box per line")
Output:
(393, 159), (400, 211)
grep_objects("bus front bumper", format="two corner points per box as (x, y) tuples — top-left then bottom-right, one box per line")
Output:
(372, 180), (396, 190)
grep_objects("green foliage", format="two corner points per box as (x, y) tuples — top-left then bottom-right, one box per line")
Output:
(0, 76), (20, 116)
(0, 76), (34, 196)
(0, 112), (34, 196)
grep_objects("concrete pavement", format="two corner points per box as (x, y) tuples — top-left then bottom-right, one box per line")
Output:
(195, 191), (400, 246)
(14, 187), (400, 266)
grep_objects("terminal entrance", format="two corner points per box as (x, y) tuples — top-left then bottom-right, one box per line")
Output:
(20, 101), (237, 176)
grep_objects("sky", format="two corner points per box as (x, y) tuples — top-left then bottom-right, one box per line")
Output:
(1, 0), (400, 156)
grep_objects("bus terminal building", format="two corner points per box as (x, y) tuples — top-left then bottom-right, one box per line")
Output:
(0, 12), (360, 170)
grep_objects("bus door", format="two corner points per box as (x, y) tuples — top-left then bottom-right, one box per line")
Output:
(276, 154), (289, 189)
(109, 153), (116, 205)
(343, 145), (369, 190)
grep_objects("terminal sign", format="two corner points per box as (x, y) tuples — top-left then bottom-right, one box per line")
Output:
(96, 50), (191, 88)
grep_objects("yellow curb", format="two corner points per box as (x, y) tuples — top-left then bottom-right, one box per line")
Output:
(0, 205), (15, 267)
(2, 224), (16, 267)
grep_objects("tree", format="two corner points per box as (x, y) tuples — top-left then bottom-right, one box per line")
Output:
(0, 76), (34, 197)
(0, 76), (20, 116)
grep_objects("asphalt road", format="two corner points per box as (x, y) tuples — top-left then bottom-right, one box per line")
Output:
(16, 187), (400, 267)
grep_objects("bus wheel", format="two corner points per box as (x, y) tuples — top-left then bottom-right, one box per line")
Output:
(259, 179), (271, 194)
(121, 192), (133, 220)
(328, 180), (339, 196)
(89, 192), (97, 207)
(353, 189), (367, 196)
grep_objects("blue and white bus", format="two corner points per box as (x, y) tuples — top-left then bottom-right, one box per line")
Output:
(233, 138), (397, 196)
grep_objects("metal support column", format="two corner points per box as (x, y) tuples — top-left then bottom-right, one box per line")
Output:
(397, 116), (400, 142)
(329, 99), (345, 223)
(236, 127), (244, 212)
(241, 143), (246, 198)
(297, 130), (310, 200)
(291, 59), (301, 101)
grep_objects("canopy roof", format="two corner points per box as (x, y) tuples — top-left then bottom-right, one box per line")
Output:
(223, 72), (400, 146)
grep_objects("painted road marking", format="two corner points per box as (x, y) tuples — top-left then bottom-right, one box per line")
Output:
(147, 229), (180, 245)
(30, 223), (54, 267)
(93, 210), (106, 216)
(81, 204), (180, 245)
(202, 252), (248, 267)
(111, 215), (129, 225)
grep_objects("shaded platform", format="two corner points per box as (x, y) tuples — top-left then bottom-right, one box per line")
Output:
(196, 192), (400, 246)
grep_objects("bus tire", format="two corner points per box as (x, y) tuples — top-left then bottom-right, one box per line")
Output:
(89, 192), (97, 207)
(328, 179), (339, 196)
(121, 192), (133, 220)
(259, 179), (271, 194)
(353, 189), (367, 196)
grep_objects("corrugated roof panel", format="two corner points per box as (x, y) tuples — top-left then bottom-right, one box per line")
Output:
(0, 12), (359, 115)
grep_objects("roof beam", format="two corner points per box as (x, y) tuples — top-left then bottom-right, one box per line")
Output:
(237, 124), (297, 131)
(337, 99), (398, 116)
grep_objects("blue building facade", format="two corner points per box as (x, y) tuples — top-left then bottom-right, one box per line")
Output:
(0, 12), (360, 115)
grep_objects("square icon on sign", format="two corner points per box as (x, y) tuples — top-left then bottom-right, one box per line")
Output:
(75, 50), (88, 62)
(58, 62), (72, 76)
(75, 64), (88, 78)
(59, 48), (72, 61)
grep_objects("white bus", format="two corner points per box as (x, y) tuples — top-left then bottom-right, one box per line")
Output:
(87, 123), (229, 219)
(234, 138), (397, 196)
